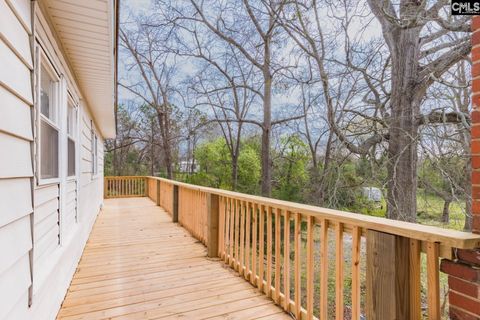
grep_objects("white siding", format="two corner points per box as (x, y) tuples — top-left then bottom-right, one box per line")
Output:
(0, 132), (33, 178)
(0, 2), (108, 320)
(0, 1), (34, 319)
(0, 86), (33, 140)
(5, 0), (32, 34)
(33, 184), (59, 279)
(0, 178), (32, 228)
(0, 0), (32, 68)
(0, 39), (32, 104)
(64, 180), (77, 230)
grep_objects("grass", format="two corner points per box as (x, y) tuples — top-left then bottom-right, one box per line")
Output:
(354, 189), (467, 231)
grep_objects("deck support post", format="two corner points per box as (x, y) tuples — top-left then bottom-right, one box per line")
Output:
(173, 185), (179, 223)
(366, 230), (412, 320)
(156, 180), (160, 206)
(144, 177), (149, 197)
(207, 193), (220, 258)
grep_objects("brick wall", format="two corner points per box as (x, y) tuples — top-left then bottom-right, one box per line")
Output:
(439, 16), (480, 320)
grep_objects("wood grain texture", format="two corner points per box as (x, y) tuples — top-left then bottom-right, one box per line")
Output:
(306, 216), (314, 319)
(320, 219), (328, 320)
(335, 223), (344, 320)
(427, 242), (440, 320)
(351, 226), (361, 320)
(56, 198), (290, 320)
(274, 208), (281, 304)
(366, 230), (412, 320)
(294, 213), (301, 319)
(409, 239), (422, 320)
(283, 211), (291, 312)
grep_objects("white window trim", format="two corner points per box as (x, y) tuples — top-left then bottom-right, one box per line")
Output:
(36, 47), (62, 186)
(66, 94), (78, 180)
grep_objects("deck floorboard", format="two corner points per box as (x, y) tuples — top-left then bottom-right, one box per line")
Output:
(57, 197), (291, 320)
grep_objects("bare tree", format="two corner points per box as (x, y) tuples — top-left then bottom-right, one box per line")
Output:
(282, 0), (470, 221)
(365, 1), (470, 221)
(189, 44), (259, 189)
(119, 15), (178, 178)
(420, 60), (472, 229)
(177, 0), (292, 196)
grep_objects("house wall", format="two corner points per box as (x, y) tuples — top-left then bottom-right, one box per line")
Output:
(0, 1), (106, 319)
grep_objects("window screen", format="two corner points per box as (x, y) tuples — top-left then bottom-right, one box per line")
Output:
(40, 120), (59, 179)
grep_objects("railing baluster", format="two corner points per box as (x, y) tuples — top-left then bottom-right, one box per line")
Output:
(251, 203), (258, 286)
(218, 196), (225, 258)
(223, 198), (230, 264)
(336, 222), (344, 320)
(234, 199), (240, 271)
(283, 211), (291, 312)
(239, 200), (245, 276)
(294, 212), (301, 319)
(229, 198), (235, 267)
(245, 202), (251, 281)
(410, 239), (422, 320)
(274, 208), (281, 304)
(258, 204), (265, 292)
(266, 206), (273, 298)
(320, 218), (328, 320)
(352, 226), (361, 320)
(427, 242), (440, 320)
(306, 215), (314, 320)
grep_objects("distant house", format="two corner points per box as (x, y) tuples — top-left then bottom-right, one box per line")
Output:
(178, 160), (199, 173)
(0, 1), (117, 319)
(362, 187), (383, 202)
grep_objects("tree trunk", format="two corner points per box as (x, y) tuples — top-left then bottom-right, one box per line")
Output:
(157, 110), (173, 179)
(317, 130), (334, 206)
(261, 56), (272, 197)
(442, 199), (452, 224)
(113, 139), (118, 176)
(386, 28), (422, 222)
(232, 154), (239, 191)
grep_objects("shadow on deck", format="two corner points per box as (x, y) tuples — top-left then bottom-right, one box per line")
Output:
(57, 197), (291, 320)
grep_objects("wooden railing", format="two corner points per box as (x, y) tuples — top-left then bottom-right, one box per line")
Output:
(104, 176), (147, 198)
(104, 176), (480, 319)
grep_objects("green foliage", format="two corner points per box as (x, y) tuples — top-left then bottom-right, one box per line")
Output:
(236, 144), (261, 194)
(272, 135), (309, 202)
(187, 138), (261, 194)
(191, 138), (231, 188)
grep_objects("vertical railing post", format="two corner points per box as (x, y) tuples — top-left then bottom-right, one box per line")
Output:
(104, 177), (108, 199)
(144, 177), (149, 197)
(207, 193), (220, 258)
(156, 180), (161, 206)
(366, 230), (412, 319)
(173, 185), (179, 223)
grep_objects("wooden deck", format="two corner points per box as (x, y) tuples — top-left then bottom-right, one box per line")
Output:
(57, 197), (291, 320)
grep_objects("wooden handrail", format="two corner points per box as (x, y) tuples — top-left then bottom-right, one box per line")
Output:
(142, 176), (480, 249)
(105, 176), (480, 319)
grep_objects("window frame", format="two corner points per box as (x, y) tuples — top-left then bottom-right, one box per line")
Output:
(66, 95), (78, 180)
(36, 49), (61, 186)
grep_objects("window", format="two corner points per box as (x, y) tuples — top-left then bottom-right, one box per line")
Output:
(67, 100), (77, 177)
(39, 64), (59, 181)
